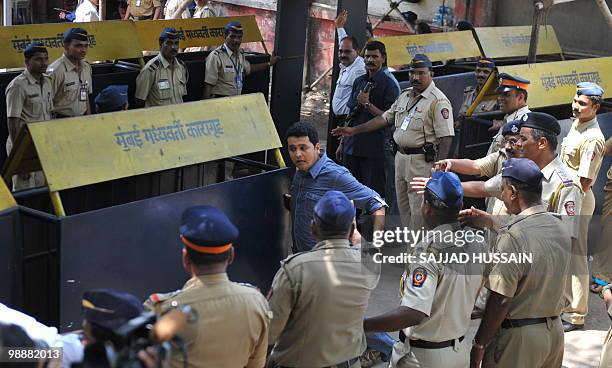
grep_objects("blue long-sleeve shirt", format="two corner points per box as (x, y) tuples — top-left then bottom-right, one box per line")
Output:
(290, 153), (386, 252)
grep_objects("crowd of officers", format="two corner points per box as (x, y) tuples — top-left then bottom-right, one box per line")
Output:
(3, 11), (612, 368)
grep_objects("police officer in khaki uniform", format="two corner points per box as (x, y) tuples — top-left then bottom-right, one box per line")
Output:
(487, 73), (531, 155)
(124, 0), (160, 20)
(364, 172), (485, 368)
(203, 21), (277, 99)
(135, 28), (188, 108)
(145, 205), (270, 368)
(267, 191), (378, 368)
(560, 82), (606, 332)
(48, 28), (93, 118)
(470, 158), (571, 368)
(5, 42), (53, 190)
(333, 54), (454, 230)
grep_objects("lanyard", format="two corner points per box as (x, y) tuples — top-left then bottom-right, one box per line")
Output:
(225, 47), (241, 76)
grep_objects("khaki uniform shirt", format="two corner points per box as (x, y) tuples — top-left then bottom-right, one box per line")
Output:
(145, 273), (271, 368)
(5, 70), (53, 150)
(48, 54), (92, 117)
(401, 223), (485, 342)
(487, 105), (530, 155)
(135, 54), (188, 107)
(193, 4), (216, 18)
(268, 238), (378, 367)
(475, 149), (508, 214)
(163, 0), (189, 19)
(485, 205), (571, 318)
(560, 117), (606, 182)
(128, 0), (161, 17)
(383, 81), (454, 150)
(458, 85), (498, 116)
(204, 44), (252, 97)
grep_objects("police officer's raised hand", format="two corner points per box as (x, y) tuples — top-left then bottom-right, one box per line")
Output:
(458, 206), (496, 230)
(335, 10), (348, 28)
(409, 177), (430, 195)
(488, 119), (504, 133)
(331, 126), (355, 137)
(434, 159), (452, 172)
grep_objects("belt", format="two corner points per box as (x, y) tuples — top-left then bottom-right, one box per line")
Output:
(54, 113), (79, 119)
(278, 357), (358, 368)
(132, 15), (153, 20)
(501, 316), (558, 329)
(399, 330), (464, 349)
(398, 146), (424, 155)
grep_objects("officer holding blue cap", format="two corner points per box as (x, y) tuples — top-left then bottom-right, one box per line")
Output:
(364, 171), (486, 368)
(135, 27), (188, 108)
(204, 21), (278, 98)
(144, 205), (270, 368)
(268, 191), (379, 368)
(94, 85), (129, 113)
(472, 157), (570, 368)
(560, 82), (606, 331)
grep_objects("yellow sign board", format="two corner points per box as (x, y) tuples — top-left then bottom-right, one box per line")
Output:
(134, 15), (263, 50)
(475, 25), (562, 59)
(497, 57), (612, 108)
(28, 93), (281, 192)
(376, 31), (482, 66)
(0, 177), (17, 211)
(0, 20), (142, 69)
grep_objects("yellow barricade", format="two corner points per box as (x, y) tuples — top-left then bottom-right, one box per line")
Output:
(497, 57), (611, 108)
(475, 25), (562, 59)
(376, 31), (482, 66)
(0, 20), (142, 69)
(134, 15), (263, 50)
(0, 177), (17, 211)
(23, 93), (280, 192)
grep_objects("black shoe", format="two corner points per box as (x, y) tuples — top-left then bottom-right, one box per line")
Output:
(562, 320), (584, 332)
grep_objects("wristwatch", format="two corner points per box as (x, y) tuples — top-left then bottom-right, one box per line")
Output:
(472, 339), (485, 350)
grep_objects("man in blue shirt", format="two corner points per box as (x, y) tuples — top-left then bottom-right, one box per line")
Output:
(286, 121), (387, 253)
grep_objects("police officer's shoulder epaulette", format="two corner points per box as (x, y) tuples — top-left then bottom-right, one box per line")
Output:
(281, 250), (312, 266)
(556, 165), (577, 188)
(236, 282), (262, 293)
(144, 289), (182, 308)
(430, 87), (449, 101)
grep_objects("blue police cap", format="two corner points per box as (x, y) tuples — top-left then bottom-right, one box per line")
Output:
(410, 54), (433, 69)
(63, 27), (88, 43)
(313, 191), (355, 231)
(224, 21), (244, 33)
(95, 85), (128, 112)
(23, 42), (48, 59)
(576, 82), (604, 97)
(501, 158), (543, 189)
(476, 58), (495, 69)
(180, 206), (239, 253)
(456, 20), (473, 31)
(502, 120), (521, 136)
(520, 112), (560, 136)
(425, 171), (463, 209)
(159, 27), (180, 41)
(496, 73), (530, 93)
(82, 289), (143, 330)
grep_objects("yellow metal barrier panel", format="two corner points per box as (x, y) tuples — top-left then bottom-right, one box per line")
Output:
(0, 20), (142, 69)
(28, 93), (281, 192)
(0, 177), (17, 211)
(135, 15), (263, 50)
(475, 25), (562, 59)
(376, 31), (482, 66)
(497, 57), (611, 108)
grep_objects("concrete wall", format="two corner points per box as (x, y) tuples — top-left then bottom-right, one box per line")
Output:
(494, 0), (612, 56)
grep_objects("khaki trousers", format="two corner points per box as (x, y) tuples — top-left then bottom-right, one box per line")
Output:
(600, 327), (612, 368)
(593, 167), (612, 283)
(394, 153), (433, 230)
(390, 340), (468, 368)
(563, 189), (595, 325)
(483, 318), (564, 368)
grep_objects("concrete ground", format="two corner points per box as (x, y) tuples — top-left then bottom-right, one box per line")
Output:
(365, 248), (610, 368)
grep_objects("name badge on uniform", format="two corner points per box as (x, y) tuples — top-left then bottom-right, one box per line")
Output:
(400, 112), (414, 131)
(157, 79), (170, 90)
(79, 82), (88, 101)
(224, 65), (234, 72)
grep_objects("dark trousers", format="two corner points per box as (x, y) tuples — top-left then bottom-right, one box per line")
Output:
(343, 154), (386, 199)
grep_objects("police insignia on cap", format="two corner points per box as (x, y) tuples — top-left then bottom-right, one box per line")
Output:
(412, 267), (427, 288)
(522, 114), (529, 122)
(441, 108), (450, 120)
(511, 125), (519, 133)
(565, 201), (575, 216)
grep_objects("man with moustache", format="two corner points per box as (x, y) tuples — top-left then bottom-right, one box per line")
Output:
(469, 158), (570, 368)
(48, 28), (93, 118)
(135, 28), (188, 108)
(486, 73), (531, 155)
(5, 42), (53, 190)
(333, 54), (454, 231)
(203, 21), (277, 99)
(560, 82), (606, 332)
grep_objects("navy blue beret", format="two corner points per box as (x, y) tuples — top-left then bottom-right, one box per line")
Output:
(180, 206), (239, 252)
(410, 54), (433, 69)
(576, 82), (604, 97)
(426, 171), (463, 209)
(95, 85), (128, 112)
(82, 289), (143, 330)
(63, 27), (88, 43)
(314, 191), (355, 231)
(502, 120), (521, 136)
(501, 158), (543, 189)
(496, 73), (530, 93)
(476, 58), (495, 69)
(519, 112), (560, 136)
(225, 21), (243, 33)
(24, 42), (48, 58)
(159, 27), (180, 41)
